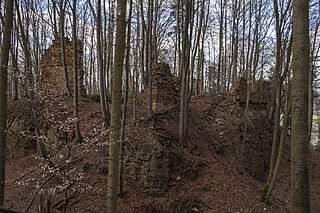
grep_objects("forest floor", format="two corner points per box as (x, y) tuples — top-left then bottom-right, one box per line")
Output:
(4, 92), (320, 213)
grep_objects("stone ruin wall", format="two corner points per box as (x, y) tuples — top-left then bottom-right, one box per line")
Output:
(41, 38), (86, 97)
(142, 62), (180, 112)
(131, 69), (273, 194)
(231, 77), (272, 181)
(231, 77), (270, 104)
(126, 62), (179, 197)
(124, 140), (170, 197)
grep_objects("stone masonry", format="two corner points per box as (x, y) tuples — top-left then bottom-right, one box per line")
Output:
(41, 38), (86, 97)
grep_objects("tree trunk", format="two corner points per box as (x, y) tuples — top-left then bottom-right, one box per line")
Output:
(119, 0), (133, 197)
(139, 0), (146, 88)
(269, 78), (281, 176)
(231, 0), (239, 85)
(261, 32), (293, 205)
(291, 0), (311, 212)
(268, 0), (282, 177)
(107, 0), (127, 211)
(72, 0), (82, 143)
(309, 19), (320, 142)
(106, 0), (115, 94)
(0, 0), (13, 205)
(179, 0), (192, 145)
(15, 0), (51, 164)
(261, 84), (291, 203)
(97, 0), (111, 127)
(176, 0), (182, 78)
(133, 4), (140, 122)
(51, 0), (59, 39)
(59, 0), (71, 98)
(147, 0), (153, 116)
(217, 0), (224, 92)
(190, 0), (204, 98)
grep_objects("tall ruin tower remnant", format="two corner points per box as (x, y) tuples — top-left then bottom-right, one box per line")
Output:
(41, 38), (86, 96)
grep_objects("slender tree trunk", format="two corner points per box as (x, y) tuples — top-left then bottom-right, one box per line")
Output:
(0, 0), (13, 205)
(133, 4), (140, 122)
(15, 0), (51, 164)
(139, 0), (146, 88)
(261, 32), (293, 203)
(12, 31), (19, 100)
(89, 37), (94, 117)
(177, 0), (182, 78)
(152, 0), (158, 62)
(309, 20), (320, 143)
(291, 0), (311, 212)
(72, 0), (82, 143)
(147, 0), (153, 116)
(261, 84), (291, 203)
(245, 0), (252, 79)
(308, 53), (314, 144)
(241, 0), (245, 76)
(269, 78), (281, 176)
(97, 0), (111, 127)
(179, 0), (192, 145)
(217, 0), (224, 92)
(107, 0), (127, 211)
(268, 0), (282, 177)
(107, 0), (115, 94)
(52, 0), (59, 39)
(190, 0), (204, 98)
(145, 0), (150, 88)
(59, 0), (71, 98)
(231, 0), (239, 85)
(199, 3), (209, 94)
(12, 64), (19, 100)
(223, 0), (227, 91)
(119, 0), (133, 197)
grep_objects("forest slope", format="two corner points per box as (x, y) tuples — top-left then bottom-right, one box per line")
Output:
(4, 93), (320, 212)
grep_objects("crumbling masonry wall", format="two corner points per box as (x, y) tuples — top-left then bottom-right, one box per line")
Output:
(231, 77), (272, 181)
(41, 38), (86, 96)
(142, 62), (180, 112)
(124, 139), (170, 197)
(231, 77), (270, 104)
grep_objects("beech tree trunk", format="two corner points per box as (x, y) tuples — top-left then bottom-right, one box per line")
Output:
(72, 0), (82, 143)
(119, 0), (133, 196)
(15, 0), (52, 165)
(97, 0), (111, 127)
(291, 0), (311, 212)
(217, 0), (224, 92)
(59, 0), (71, 97)
(179, 0), (192, 145)
(0, 0), (13, 205)
(107, 0), (127, 211)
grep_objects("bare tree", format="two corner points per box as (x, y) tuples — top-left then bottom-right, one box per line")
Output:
(59, 0), (72, 97)
(290, 0), (311, 211)
(261, 35), (292, 203)
(72, 0), (82, 143)
(119, 0), (133, 197)
(179, 0), (193, 145)
(107, 0), (127, 211)
(15, 0), (52, 164)
(90, 0), (111, 127)
(0, 0), (13, 205)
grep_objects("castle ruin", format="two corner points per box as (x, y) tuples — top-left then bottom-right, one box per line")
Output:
(41, 38), (86, 97)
